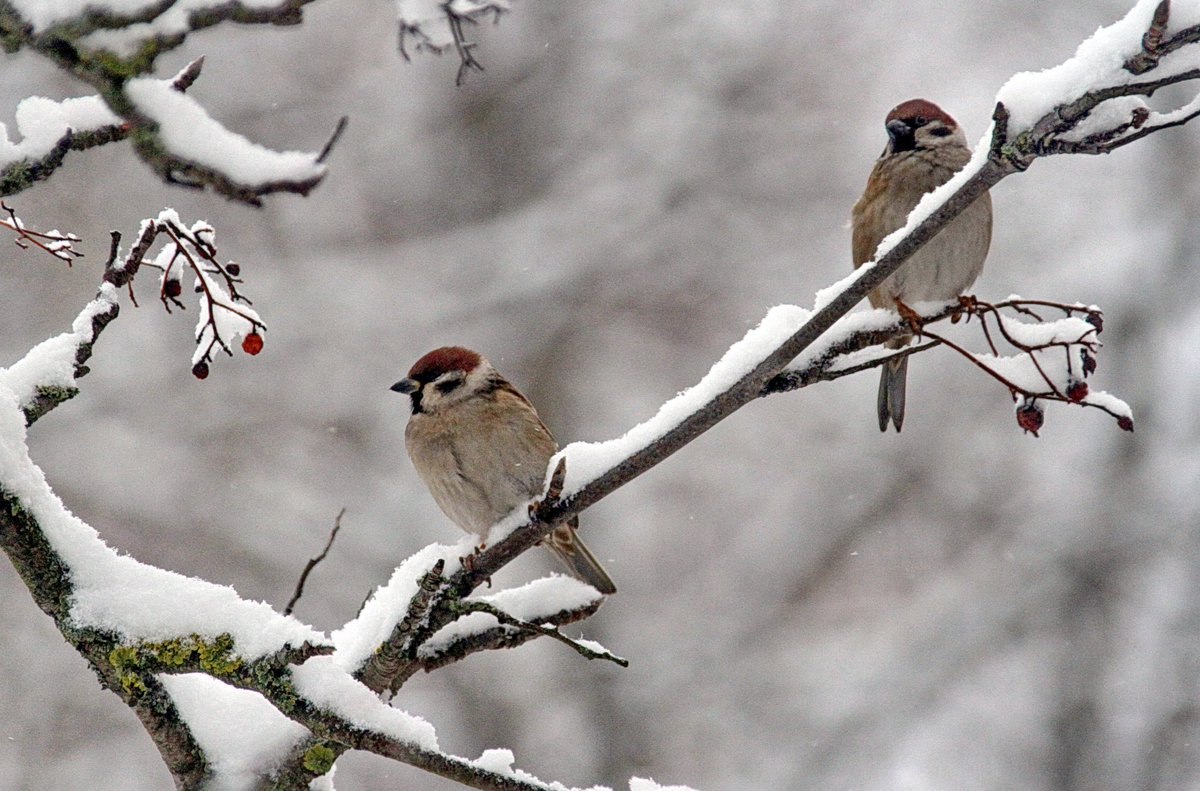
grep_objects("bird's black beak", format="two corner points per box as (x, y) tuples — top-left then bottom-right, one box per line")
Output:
(885, 119), (916, 153)
(391, 378), (423, 413)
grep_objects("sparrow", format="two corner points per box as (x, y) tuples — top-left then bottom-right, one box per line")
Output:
(391, 346), (617, 594)
(851, 98), (993, 432)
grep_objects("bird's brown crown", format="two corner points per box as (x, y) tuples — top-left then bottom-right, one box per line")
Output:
(886, 98), (957, 129)
(407, 346), (484, 383)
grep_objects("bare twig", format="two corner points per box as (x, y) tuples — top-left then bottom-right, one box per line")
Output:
(284, 509), (346, 616)
(447, 7), (485, 86)
(0, 201), (83, 264)
(317, 116), (349, 164)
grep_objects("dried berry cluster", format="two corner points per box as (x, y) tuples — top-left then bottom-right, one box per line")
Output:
(139, 219), (266, 379)
(923, 297), (1133, 437)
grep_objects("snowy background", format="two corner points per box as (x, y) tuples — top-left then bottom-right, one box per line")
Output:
(2, 0), (1199, 789)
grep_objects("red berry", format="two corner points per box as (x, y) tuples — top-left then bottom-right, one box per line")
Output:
(242, 332), (264, 356)
(192, 361), (210, 380)
(225, 263), (241, 277)
(1085, 311), (1104, 332)
(1117, 416), (1134, 433)
(1066, 379), (1089, 403)
(164, 279), (182, 298)
(1016, 400), (1044, 436)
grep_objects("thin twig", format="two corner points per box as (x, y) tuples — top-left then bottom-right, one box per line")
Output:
(284, 509), (346, 616)
(447, 6), (485, 86)
(0, 201), (83, 264)
(416, 597), (605, 673)
(456, 600), (628, 667)
(317, 116), (348, 164)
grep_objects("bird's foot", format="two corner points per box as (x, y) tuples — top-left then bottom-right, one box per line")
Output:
(951, 294), (978, 324)
(895, 299), (925, 335)
(461, 549), (493, 587)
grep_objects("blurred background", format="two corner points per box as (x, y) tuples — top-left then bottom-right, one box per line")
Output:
(2, 1), (1198, 788)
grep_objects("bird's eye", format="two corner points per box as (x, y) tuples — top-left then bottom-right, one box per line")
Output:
(912, 116), (927, 126)
(435, 377), (463, 394)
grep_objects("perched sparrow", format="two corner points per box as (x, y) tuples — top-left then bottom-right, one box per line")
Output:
(391, 346), (617, 594)
(852, 98), (993, 432)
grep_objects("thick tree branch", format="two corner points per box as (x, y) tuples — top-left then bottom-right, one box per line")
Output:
(227, 658), (583, 791)
(0, 486), (211, 787)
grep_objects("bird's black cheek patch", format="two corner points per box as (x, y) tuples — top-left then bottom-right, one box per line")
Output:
(890, 131), (917, 153)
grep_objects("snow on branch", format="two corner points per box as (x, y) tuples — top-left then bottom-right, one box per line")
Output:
(994, 0), (1200, 160)
(123, 73), (329, 205)
(0, 95), (125, 197)
(419, 576), (617, 669)
(2, 0), (315, 53)
(0, 9), (338, 203)
(396, 0), (510, 85)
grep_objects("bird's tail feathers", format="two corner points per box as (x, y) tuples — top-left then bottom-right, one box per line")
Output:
(547, 520), (617, 595)
(877, 354), (908, 433)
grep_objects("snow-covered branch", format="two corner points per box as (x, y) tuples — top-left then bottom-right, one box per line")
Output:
(0, 0), (517, 202)
(0, 95), (126, 196)
(762, 296), (1132, 434)
(416, 581), (610, 674)
(0, 12), (333, 204)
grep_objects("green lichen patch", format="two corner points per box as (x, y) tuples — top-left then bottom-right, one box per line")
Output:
(302, 743), (336, 775)
(108, 633), (242, 699)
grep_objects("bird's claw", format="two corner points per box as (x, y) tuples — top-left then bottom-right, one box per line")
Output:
(951, 294), (978, 324)
(461, 549), (493, 587)
(895, 299), (924, 335)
